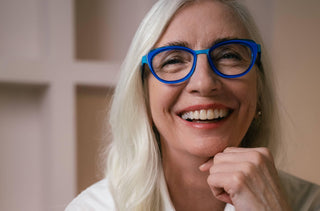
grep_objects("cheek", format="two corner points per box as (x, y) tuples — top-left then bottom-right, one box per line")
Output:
(148, 79), (166, 115)
(246, 73), (259, 109)
(240, 80), (258, 133)
(147, 77), (180, 121)
(227, 72), (258, 120)
(235, 71), (258, 107)
(241, 82), (257, 110)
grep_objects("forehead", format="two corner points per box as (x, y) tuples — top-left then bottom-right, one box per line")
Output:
(155, 1), (249, 49)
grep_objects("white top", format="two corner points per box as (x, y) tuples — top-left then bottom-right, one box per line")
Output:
(65, 171), (320, 211)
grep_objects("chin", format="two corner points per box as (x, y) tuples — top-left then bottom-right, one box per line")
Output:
(185, 139), (229, 158)
(185, 134), (244, 157)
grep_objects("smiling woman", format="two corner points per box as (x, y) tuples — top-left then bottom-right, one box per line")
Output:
(66, 0), (320, 211)
(147, 2), (259, 163)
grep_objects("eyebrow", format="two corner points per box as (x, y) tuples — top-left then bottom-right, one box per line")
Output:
(159, 41), (190, 48)
(210, 36), (240, 46)
(158, 36), (241, 49)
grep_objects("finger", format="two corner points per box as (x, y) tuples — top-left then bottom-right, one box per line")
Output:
(213, 149), (278, 188)
(214, 149), (274, 167)
(207, 173), (233, 204)
(199, 148), (268, 171)
(207, 171), (258, 206)
(223, 147), (273, 161)
(199, 157), (213, 172)
(207, 172), (244, 204)
(211, 187), (233, 205)
(209, 161), (256, 176)
(210, 161), (267, 197)
(213, 149), (282, 202)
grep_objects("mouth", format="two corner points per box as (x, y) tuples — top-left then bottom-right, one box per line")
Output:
(180, 108), (231, 123)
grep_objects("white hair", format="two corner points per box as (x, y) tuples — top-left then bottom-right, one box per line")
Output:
(106, 0), (280, 210)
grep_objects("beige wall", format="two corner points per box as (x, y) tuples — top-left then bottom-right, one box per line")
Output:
(0, 84), (47, 211)
(76, 86), (113, 193)
(244, 0), (320, 185)
(272, 0), (320, 184)
(0, 0), (155, 210)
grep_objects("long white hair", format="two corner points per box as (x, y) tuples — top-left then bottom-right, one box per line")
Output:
(106, 0), (279, 210)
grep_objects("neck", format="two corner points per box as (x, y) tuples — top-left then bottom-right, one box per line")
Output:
(161, 146), (226, 211)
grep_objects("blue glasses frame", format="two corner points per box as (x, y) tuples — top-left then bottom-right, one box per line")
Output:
(141, 39), (261, 84)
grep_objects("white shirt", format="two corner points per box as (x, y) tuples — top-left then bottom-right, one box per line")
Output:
(65, 171), (320, 211)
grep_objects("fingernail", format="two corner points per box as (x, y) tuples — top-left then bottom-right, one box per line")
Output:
(199, 162), (210, 171)
(199, 163), (206, 171)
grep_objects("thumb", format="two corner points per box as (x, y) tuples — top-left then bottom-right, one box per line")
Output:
(199, 157), (213, 172)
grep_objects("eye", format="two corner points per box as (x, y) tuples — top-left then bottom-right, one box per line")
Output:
(210, 43), (253, 76)
(211, 44), (251, 66)
(152, 49), (193, 73)
(220, 52), (242, 61)
(161, 57), (185, 68)
(212, 48), (243, 62)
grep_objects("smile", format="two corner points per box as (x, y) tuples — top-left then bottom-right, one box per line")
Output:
(181, 108), (230, 122)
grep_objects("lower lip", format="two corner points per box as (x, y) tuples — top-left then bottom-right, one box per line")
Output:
(179, 114), (230, 129)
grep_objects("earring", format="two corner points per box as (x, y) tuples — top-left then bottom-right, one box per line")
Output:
(254, 110), (262, 119)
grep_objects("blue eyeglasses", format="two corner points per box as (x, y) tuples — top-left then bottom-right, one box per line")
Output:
(141, 39), (261, 84)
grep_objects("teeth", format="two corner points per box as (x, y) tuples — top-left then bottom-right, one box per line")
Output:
(207, 109), (214, 119)
(214, 109), (219, 118)
(194, 110), (199, 119)
(181, 108), (229, 121)
(200, 109), (206, 120)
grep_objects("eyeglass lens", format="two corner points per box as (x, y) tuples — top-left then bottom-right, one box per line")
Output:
(151, 43), (253, 82)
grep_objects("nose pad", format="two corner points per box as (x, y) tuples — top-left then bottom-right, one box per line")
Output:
(185, 54), (222, 95)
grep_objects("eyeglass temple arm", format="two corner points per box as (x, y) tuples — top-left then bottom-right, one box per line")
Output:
(256, 44), (262, 68)
(141, 55), (148, 83)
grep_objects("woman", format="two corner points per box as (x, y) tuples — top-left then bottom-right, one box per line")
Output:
(66, 0), (320, 210)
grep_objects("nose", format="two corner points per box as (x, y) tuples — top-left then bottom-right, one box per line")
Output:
(185, 54), (222, 95)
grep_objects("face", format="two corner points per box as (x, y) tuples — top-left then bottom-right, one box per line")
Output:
(147, 1), (258, 159)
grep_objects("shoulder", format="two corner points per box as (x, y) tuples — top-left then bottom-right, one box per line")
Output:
(65, 178), (115, 211)
(279, 171), (320, 211)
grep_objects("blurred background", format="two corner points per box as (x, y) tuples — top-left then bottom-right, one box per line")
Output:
(0, 0), (319, 210)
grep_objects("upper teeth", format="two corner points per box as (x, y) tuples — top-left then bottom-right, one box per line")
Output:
(181, 109), (229, 120)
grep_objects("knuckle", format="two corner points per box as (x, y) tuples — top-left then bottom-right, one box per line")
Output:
(207, 175), (211, 184)
(263, 148), (275, 163)
(251, 150), (264, 165)
(209, 166), (215, 174)
(258, 147), (274, 161)
(232, 171), (246, 190)
(207, 174), (215, 185)
(260, 147), (272, 158)
(213, 152), (223, 164)
(256, 153), (264, 165)
(243, 162), (255, 175)
(210, 187), (223, 198)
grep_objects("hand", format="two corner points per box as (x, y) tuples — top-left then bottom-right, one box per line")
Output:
(199, 147), (291, 211)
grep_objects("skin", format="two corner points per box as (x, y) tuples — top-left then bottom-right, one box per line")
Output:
(147, 1), (291, 210)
